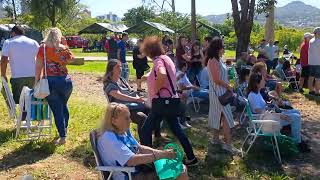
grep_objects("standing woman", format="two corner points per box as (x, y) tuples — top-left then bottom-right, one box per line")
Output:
(175, 35), (191, 67)
(132, 39), (149, 92)
(35, 28), (74, 145)
(141, 36), (198, 166)
(206, 38), (239, 153)
(188, 40), (204, 83)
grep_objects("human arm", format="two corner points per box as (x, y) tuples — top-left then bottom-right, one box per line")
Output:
(207, 59), (232, 90)
(109, 90), (144, 103)
(35, 58), (44, 84)
(0, 56), (8, 81)
(126, 149), (176, 166)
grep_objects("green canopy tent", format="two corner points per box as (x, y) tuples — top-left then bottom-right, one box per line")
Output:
(78, 23), (128, 34)
(0, 24), (42, 42)
(125, 21), (175, 34)
(177, 21), (221, 38)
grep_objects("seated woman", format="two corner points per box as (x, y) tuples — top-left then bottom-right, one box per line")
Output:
(237, 68), (250, 96)
(103, 59), (150, 140)
(98, 103), (189, 180)
(177, 61), (209, 101)
(251, 62), (282, 100)
(247, 72), (310, 152)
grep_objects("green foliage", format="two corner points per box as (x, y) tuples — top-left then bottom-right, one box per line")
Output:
(29, 0), (79, 27)
(122, 6), (156, 27)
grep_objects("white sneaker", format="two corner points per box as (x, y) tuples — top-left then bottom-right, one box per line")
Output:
(222, 143), (241, 155)
(179, 122), (188, 130)
(182, 121), (192, 128)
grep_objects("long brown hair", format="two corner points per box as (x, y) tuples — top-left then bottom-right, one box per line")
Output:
(247, 72), (263, 94)
(102, 59), (118, 87)
(205, 37), (224, 66)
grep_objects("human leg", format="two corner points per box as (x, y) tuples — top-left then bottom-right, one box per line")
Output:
(165, 115), (195, 160)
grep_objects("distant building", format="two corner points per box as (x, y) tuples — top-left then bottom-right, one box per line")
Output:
(96, 12), (120, 22)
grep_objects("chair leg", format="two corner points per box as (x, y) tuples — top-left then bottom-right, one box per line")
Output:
(245, 134), (258, 155)
(239, 108), (246, 125)
(273, 135), (282, 164)
(107, 171), (113, 180)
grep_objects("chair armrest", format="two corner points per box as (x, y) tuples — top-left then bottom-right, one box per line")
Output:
(96, 166), (136, 173)
(252, 120), (280, 124)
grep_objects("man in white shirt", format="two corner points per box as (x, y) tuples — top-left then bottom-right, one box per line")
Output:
(1, 25), (39, 103)
(272, 41), (280, 69)
(308, 27), (320, 96)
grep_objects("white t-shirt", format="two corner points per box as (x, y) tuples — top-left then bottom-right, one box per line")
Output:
(248, 91), (266, 114)
(2, 35), (39, 78)
(308, 38), (320, 66)
(177, 70), (193, 95)
(97, 130), (138, 180)
(264, 44), (274, 60)
(273, 45), (280, 59)
(199, 67), (209, 89)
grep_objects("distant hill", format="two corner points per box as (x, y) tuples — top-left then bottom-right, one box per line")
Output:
(204, 1), (320, 28)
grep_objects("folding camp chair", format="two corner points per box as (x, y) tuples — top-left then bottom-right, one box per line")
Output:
(280, 69), (299, 91)
(1, 77), (17, 121)
(90, 129), (135, 180)
(241, 99), (284, 164)
(15, 86), (53, 141)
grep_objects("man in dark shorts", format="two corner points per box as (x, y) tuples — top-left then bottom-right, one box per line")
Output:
(132, 39), (149, 92)
(1, 25), (39, 104)
(308, 27), (320, 95)
(299, 32), (313, 93)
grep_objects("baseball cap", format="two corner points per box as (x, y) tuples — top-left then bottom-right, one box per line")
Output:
(313, 27), (320, 35)
(304, 32), (313, 38)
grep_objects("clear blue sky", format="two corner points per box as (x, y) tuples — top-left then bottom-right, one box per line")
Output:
(81, 0), (320, 18)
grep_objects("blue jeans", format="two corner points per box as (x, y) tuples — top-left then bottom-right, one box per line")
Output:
(46, 76), (73, 138)
(281, 109), (302, 143)
(121, 62), (129, 81)
(191, 89), (209, 100)
(141, 112), (196, 160)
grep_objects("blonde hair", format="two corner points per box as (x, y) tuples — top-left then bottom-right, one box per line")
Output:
(43, 27), (63, 49)
(99, 102), (129, 135)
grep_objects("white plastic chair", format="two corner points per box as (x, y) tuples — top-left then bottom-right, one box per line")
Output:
(15, 86), (53, 141)
(90, 130), (135, 180)
(1, 77), (17, 121)
(241, 99), (283, 164)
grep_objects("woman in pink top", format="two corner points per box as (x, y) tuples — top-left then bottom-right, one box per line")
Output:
(140, 36), (198, 166)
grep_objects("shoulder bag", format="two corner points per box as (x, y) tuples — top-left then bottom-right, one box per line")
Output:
(34, 44), (50, 99)
(151, 58), (183, 117)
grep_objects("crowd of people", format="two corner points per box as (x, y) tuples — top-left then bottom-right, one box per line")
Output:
(1, 25), (319, 180)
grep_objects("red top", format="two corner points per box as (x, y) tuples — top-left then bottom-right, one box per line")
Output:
(300, 41), (309, 67)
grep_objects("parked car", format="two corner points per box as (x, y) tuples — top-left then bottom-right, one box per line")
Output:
(66, 36), (85, 48)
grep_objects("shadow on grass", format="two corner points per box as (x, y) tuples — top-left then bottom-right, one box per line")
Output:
(303, 94), (320, 104)
(0, 141), (56, 171)
(67, 140), (96, 169)
(0, 129), (15, 145)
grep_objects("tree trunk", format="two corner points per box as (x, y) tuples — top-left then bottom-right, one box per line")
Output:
(171, 0), (175, 12)
(51, 6), (57, 27)
(264, 0), (275, 43)
(11, 0), (17, 22)
(191, 0), (197, 41)
(231, 0), (255, 59)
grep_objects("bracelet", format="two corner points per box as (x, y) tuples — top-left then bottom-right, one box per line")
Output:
(152, 151), (157, 161)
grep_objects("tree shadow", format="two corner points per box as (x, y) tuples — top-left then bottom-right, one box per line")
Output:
(67, 140), (96, 169)
(303, 94), (320, 104)
(0, 129), (15, 145)
(0, 141), (56, 171)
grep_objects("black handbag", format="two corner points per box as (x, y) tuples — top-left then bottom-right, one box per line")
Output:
(215, 89), (237, 106)
(151, 58), (183, 117)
